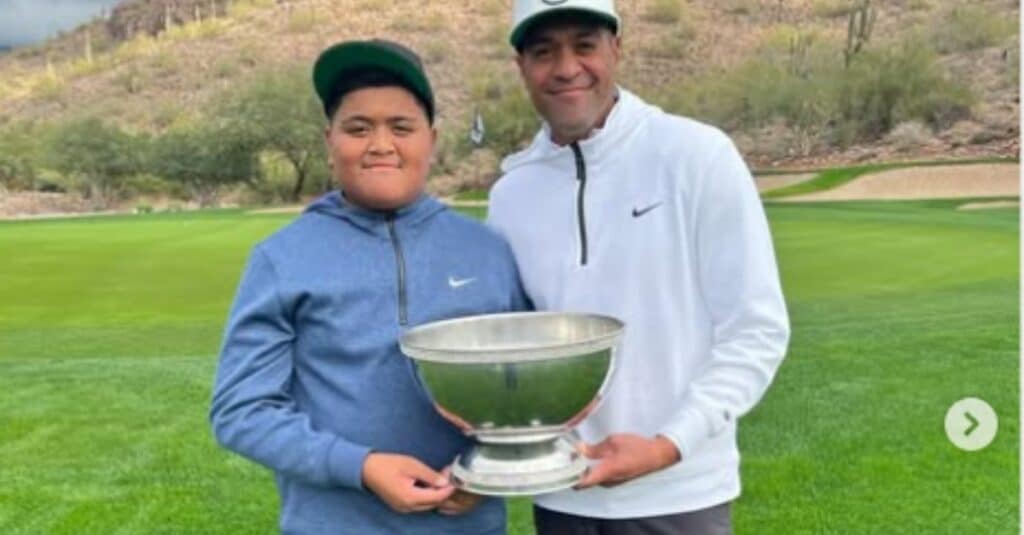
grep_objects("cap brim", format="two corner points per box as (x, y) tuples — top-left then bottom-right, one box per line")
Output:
(312, 41), (433, 116)
(509, 8), (619, 48)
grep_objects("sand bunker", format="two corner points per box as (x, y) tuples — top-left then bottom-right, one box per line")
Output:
(246, 205), (303, 214)
(781, 163), (1019, 202)
(956, 200), (1020, 210)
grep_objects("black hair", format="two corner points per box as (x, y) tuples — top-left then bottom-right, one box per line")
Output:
(515, 11), (618, 54)
(324, 68), (434, 124)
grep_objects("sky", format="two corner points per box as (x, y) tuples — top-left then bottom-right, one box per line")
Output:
(0, 0), (122, 48)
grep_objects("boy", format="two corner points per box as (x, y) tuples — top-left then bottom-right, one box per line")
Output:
(210, 39), (527, 534)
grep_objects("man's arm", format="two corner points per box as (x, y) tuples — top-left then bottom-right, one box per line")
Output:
(657, 136), (791, 461)
(209, 246), (371, 490)
(577, 136), (790, 488)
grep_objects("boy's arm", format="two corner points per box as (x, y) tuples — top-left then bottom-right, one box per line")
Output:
(209, 246), (370, 490)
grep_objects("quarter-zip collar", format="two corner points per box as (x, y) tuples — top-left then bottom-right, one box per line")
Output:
(500, 89), (653, 268)
(570, 142), (589, 266)
(500, 87), (651, 174)
(305, 190), (446, 235)
(306, 190), (442, 326)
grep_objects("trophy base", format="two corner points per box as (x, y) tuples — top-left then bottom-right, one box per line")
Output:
(451, 435), (587, 496)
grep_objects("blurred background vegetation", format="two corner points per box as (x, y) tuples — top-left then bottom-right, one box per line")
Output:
(0, 0), (1017, 211)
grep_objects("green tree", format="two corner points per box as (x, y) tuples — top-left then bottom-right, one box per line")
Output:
(150, 121), (258, 207)
(213, 66), (328, 202)
(0, 121), (44, 191)
(46, 118), (142, 206)
(0, 155), (36, 192)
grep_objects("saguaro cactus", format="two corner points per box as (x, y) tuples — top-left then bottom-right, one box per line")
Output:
(844, 0), (876, 67)
(84, 28), (93, 64)
(164, 2), (173, 32)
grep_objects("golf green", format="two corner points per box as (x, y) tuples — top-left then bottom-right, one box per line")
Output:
(0, 199), (1017, 533)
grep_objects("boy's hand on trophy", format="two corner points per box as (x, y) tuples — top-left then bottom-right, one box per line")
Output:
(362, 453), (455, 513)
(435, 467), (485, 515)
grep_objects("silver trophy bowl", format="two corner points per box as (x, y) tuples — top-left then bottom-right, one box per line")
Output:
(399, 311), (624, 496)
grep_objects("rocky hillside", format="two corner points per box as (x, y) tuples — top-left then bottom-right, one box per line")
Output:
(0, 0), (1018, 170)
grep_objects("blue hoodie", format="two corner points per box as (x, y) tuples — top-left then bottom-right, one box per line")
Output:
(210, 191), (530, 534)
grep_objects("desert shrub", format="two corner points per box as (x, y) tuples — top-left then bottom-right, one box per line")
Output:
(653, 32), (972, 146)
(163, 17), (230, 41)
(286, 8), (318, 33)
(423, 38), (452, 64)
(835, 37), (972, 141)
(656, 27), (838, 132)
(885, 121), (933, 152)
(643, 0), (684, 24)
(811, 0), (854, 19)
(931, 5), (1016, 54)
(641, 19), (698, 58)
(227, 0), (275, 19)
(391, 11), (446, 32)
(466, 68), (541, 156)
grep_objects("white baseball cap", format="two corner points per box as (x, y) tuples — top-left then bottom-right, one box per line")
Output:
(509, 0), (620, 48)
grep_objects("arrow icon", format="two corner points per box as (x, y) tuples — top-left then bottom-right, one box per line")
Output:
(945, 398), (997, 451)
(964, 412), (979, 436)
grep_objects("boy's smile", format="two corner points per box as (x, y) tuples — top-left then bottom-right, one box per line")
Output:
(326, 86), (436, 211)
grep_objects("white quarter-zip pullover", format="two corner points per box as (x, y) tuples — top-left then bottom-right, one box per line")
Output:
(487, 89), (790, 518)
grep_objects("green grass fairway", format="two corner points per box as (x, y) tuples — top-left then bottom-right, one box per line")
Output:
(0, 200), (1017, 533)
(740, 200), (1018, 533)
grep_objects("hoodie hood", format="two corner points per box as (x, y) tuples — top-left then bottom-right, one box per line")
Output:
(305, 190), (447, 233)
(501, 87), (653, 174)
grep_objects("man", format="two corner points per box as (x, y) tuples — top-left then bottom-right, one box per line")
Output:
(487, 1), (791, 533)
(210, 39), (527, 534)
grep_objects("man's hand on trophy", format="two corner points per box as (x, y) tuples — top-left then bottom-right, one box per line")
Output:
(435, 467), (486, 515)
(434, 403), (474, 433)
(573, 434), (681, 489)
(361, 453), (455, 513)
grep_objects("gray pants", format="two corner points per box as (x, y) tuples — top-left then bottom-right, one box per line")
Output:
(533, 502), (732, 535)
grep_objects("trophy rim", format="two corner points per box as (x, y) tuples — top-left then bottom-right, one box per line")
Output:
(399, 311), (625, 364)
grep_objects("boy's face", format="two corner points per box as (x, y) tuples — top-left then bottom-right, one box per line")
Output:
(516, 21), (621, 145)
(325, 86), (435, 211)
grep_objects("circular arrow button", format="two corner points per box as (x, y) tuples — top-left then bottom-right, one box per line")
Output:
(945, 397), (998, 451)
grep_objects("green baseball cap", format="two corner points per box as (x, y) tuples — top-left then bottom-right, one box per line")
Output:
(312, 39), (435, 121)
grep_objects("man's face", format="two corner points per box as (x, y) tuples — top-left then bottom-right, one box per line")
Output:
(325, 86), (435, 211)
(516, 22), (621, 145)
